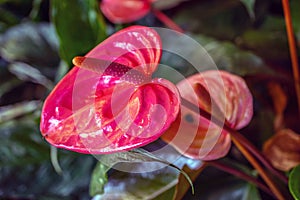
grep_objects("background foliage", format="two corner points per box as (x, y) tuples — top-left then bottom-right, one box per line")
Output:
(0, 0), (299, 199)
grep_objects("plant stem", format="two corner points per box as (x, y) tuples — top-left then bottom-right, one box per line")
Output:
(230, 136), (285, 200)
(152, 9), (184, 33)
(207, 160), (275, 198)
(181, 97), (287, 199)
(228, 128), (288, 184)
(282, 0), (300, 116)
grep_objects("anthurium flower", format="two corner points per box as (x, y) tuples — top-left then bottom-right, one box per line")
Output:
(100, 0), (183, 33)
(40, 26), (180, 154)
(161, 70), (253, 160)
(100, 0), (156, 23)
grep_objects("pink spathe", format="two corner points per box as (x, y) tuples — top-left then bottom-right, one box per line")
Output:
(40, 26), (180, 154)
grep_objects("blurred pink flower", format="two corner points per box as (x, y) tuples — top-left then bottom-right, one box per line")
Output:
(100, 0), (156, 23)
(162, 70), (253, 160)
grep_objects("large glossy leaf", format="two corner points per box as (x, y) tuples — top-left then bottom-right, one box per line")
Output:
(92, 167), (178, 200)
(40, 26), (180, 154)
(51, 0), (106, 65)
(89, 145), (201, 199)
(162, 70), (253, 160)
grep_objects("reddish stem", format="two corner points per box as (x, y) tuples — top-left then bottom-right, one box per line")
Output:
(231, 136), (285, 200)
(180, 97), (288, 184)
(207, 160), (275, 198)
(152, 9), (184, 33)
(282, 0), (300, 116)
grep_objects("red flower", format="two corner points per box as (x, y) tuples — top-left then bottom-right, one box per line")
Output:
(161, 70), (253, 160)
(100, 0), (184, 33)
(100, 0), (155, 23)
(40, 26), (180, 154)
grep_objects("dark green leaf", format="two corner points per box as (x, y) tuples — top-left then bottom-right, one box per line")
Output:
(96, 148), (193, 193)
(89, 162), (109, 196)
(0, 116), (49, 167)
(0, 77), (22, 97)
(91, 146), (202, 199)
(153, 0), (191, 9)
(193, 34), (275, 76)
(240, 0), (255, 19)
(0, 101), (41, 124)
(291, 0), (300, 42)
(154, 187), (176, 200)
(92, 164), (179, 200)
(242, 184), (261, 200)
(183, 168), (251, 200)
(8, 62), (54, 89)
(174, 0), (251, 40)
(29, 0), (43, 20)
(238, 29), (289, 62)
(0, 22), (60, 71)
(289, 164), (300, 200)
(51, 0), (107, 66)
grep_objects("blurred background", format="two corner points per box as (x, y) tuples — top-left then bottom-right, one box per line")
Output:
(0, 0), (299, 199)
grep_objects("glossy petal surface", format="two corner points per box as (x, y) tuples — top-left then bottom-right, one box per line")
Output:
(100, 0), (151, 23)
(162, 70), (253, 160)
(40, 26), (180, 154)
(189, 70), (253, 130)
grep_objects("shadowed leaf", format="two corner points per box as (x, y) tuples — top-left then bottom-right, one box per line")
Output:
(51, 0), (106, 66)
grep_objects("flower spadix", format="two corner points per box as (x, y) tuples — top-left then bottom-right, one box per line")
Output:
(40, 26), (180, 154)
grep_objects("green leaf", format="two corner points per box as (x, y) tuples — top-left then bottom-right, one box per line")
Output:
(289, 164), (300, 200)
(91, 163), (179, 200)
(0, 22), (60, 71)
(183, 169), (252, 200)
(239, 29), (289, 62)
(240, 0), (255, 19)
(8, 62), (54, 89)
(0, 101), (41, 124)
(153, 0), (191, 9)
(0, 115), (49, 167)
(89, 162), (109, 196)
(96, 148), (194, 193)
(0, 77), (22, 97)
(193, 34), (275, 76)
(51, 0), (107, 66)
(242, 184), (261, 200)
(91, 147), (200, 199)
(174, 1), (251, 40)
(291, 0), (300, 42)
